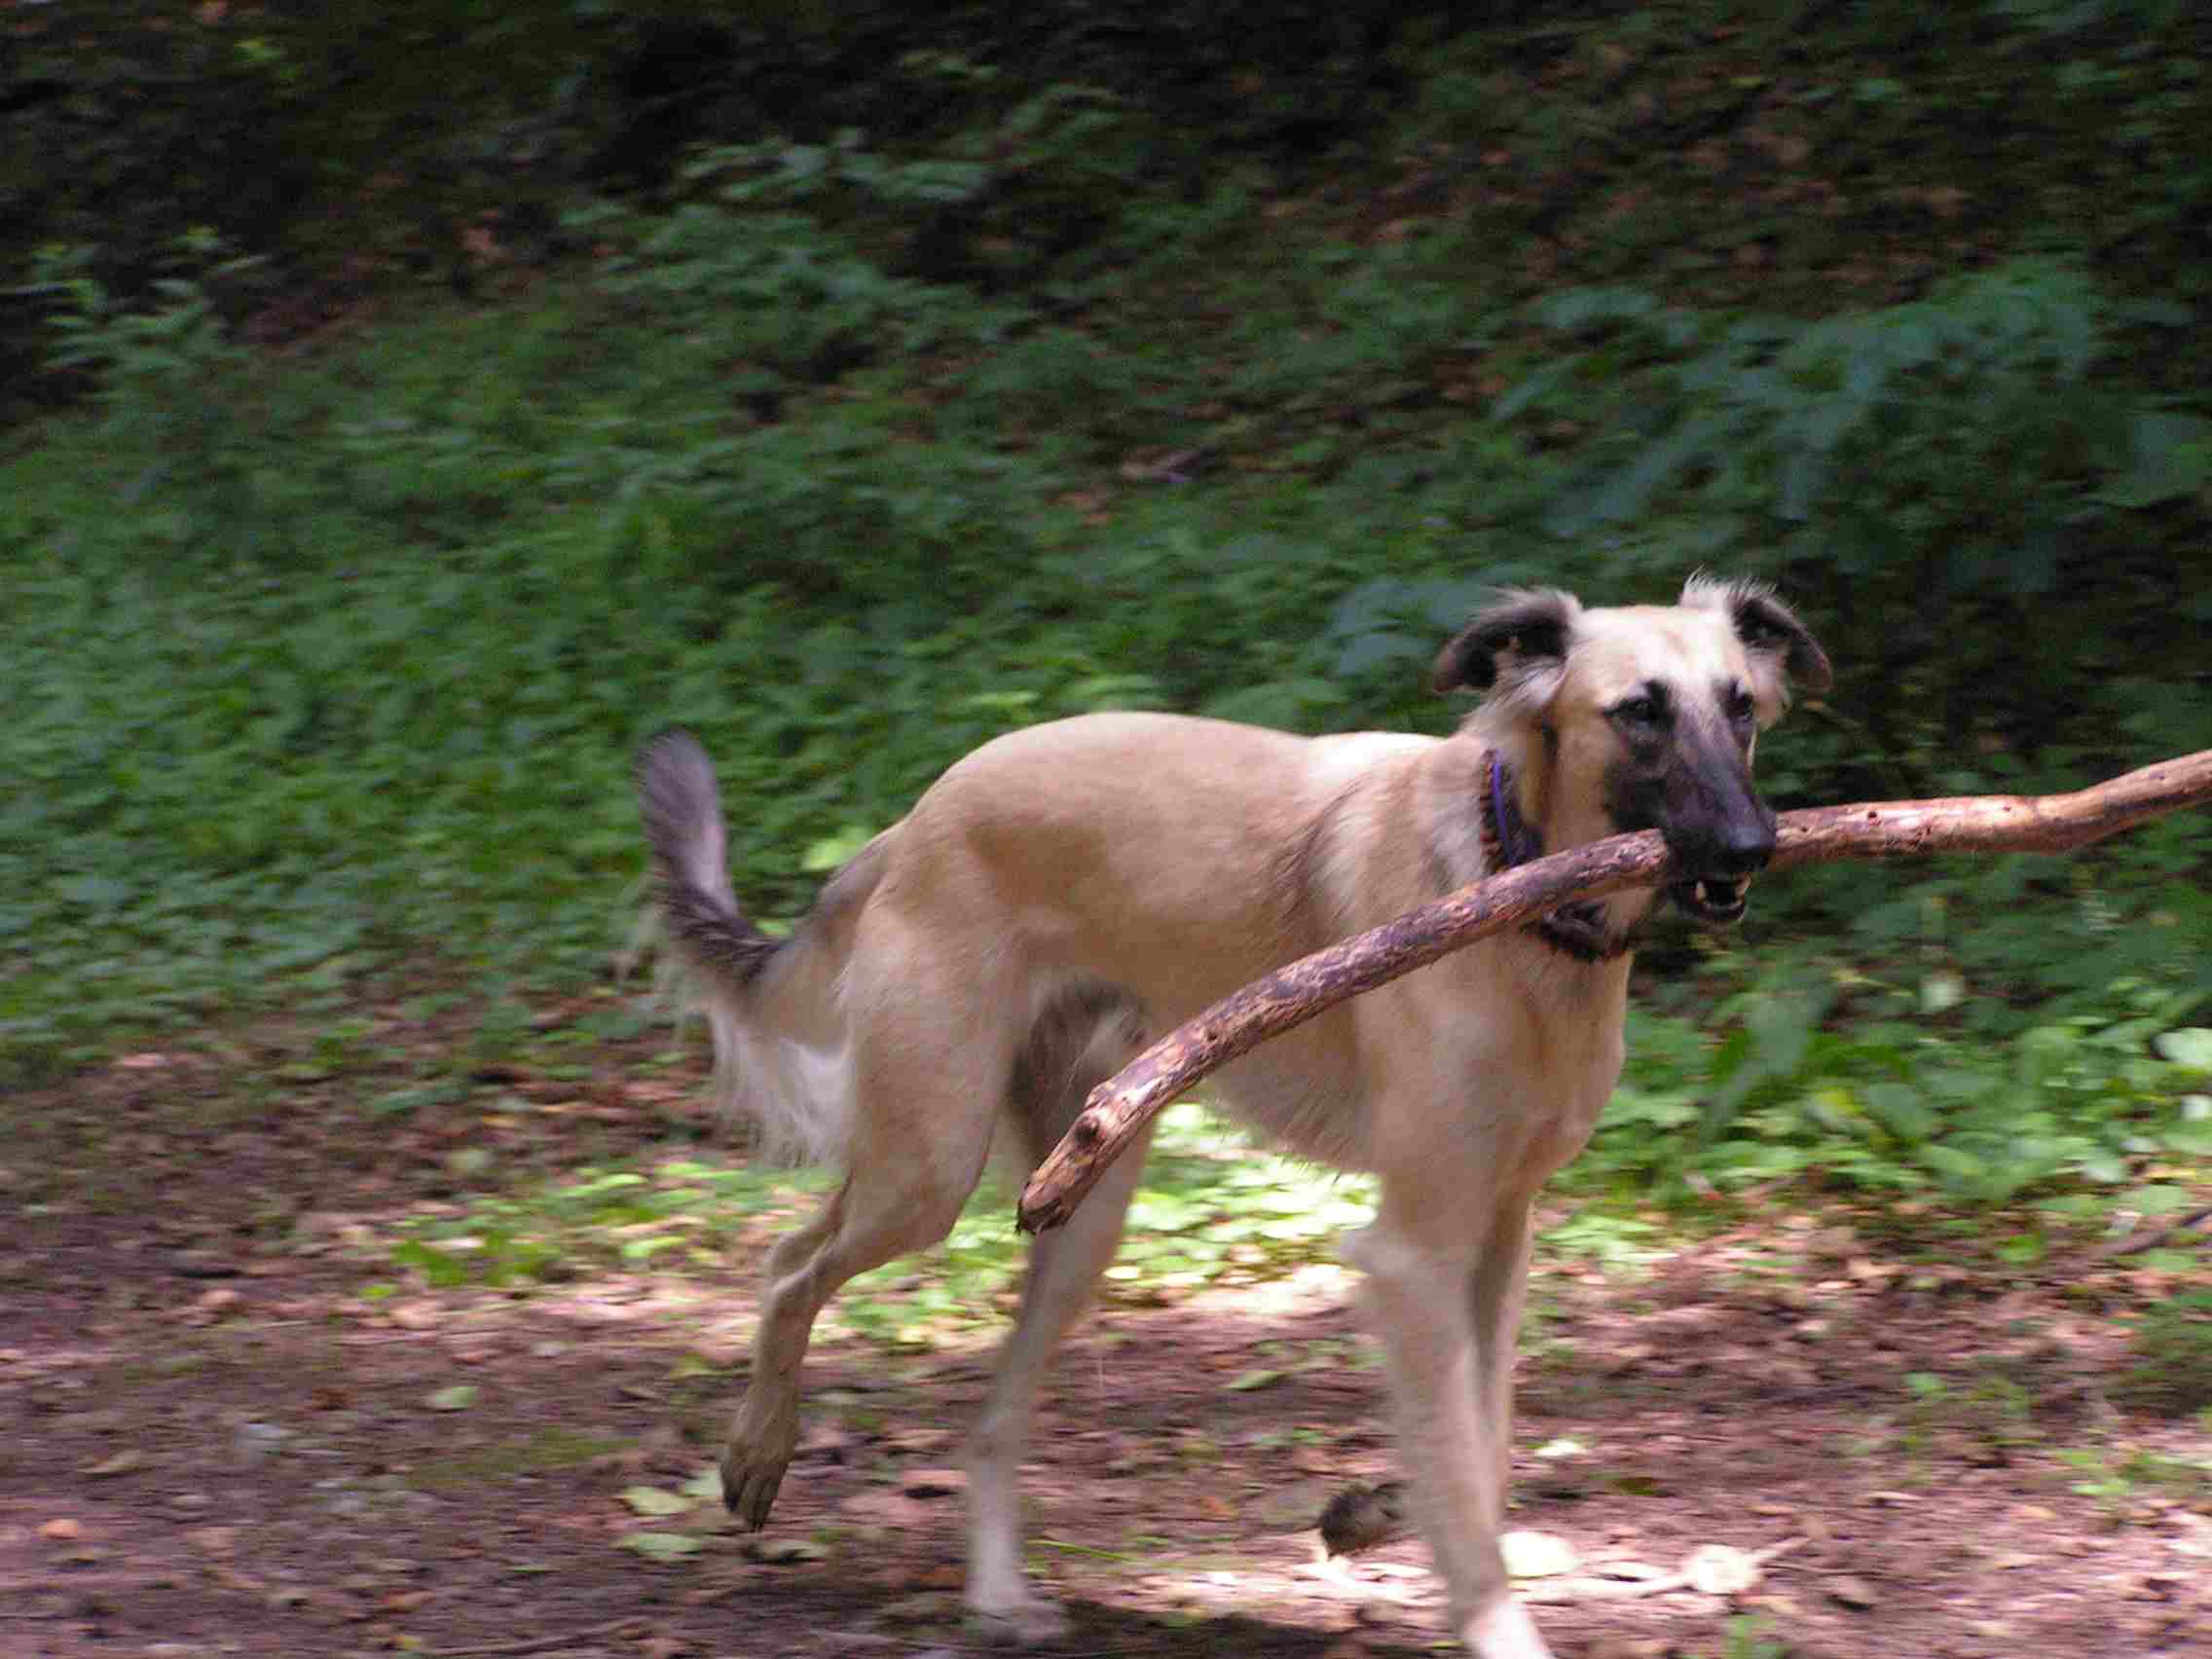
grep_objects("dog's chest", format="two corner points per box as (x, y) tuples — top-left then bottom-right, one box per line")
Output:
(1234, 940), (1633, 1187)
(1452, 949), (1629, 1171)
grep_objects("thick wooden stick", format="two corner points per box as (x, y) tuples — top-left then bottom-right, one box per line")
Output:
(1016, 749), (2212, 1234)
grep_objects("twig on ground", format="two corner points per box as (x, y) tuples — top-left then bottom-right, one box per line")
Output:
(2091, 1204), (2212, 1260)
(1519, 1535), (1809, 1604)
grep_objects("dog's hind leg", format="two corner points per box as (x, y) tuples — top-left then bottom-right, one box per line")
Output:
(722, 1014), (1003, 1531)
(964, 996), (1155, 1644)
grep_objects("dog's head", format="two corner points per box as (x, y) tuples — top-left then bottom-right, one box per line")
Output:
(1433, 574), (1829, 926)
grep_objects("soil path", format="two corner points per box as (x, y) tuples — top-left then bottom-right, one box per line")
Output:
(4, 1039), (2207, 1659)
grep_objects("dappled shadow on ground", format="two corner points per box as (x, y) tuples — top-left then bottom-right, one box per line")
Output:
(3, 1039), (2208, 1659)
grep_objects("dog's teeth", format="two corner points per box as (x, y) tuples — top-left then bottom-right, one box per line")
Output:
(1694, 881), (1711, 904)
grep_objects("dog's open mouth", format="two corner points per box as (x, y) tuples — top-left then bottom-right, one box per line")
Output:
(1669, 874), (1752, 925)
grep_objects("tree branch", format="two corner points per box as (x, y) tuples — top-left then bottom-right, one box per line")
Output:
(1017, 749), (2212, 1234)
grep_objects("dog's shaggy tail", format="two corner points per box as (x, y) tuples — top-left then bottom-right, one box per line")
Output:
(635, 728), (782, 991)
(636, 728), (868, 1166)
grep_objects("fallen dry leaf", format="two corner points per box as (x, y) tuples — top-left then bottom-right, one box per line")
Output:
(900, 1467), (966, 1498)
(1685, 1543), (1758, 1596)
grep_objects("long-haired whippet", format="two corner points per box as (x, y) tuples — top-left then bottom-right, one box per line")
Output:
(635, 574), (1828, 1659)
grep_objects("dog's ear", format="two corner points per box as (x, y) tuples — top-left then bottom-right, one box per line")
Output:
(1682, 574), (1831, 698)
(1433, 588), (1580, 697)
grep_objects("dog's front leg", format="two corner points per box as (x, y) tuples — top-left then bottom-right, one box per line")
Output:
(1470, 1201), (1535, 1519)
(1346, 1206), (1554, 1659)
(964, 1124), (1154, 1644)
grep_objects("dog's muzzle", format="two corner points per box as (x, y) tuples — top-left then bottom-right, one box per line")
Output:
(1664, 815), (1774, 926)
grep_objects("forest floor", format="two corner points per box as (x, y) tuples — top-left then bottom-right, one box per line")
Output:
(4, 1013), (2209, 1659)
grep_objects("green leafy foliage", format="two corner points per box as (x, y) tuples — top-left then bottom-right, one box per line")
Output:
(1493, 261), (2207, 800)
(380, 1103), (1380, 1336)
(3, 2), (2207, 1224)
(2115, 1291), (2212, 1415)
(1569, 982), (2212, 1204)
(33, 232), (265, 414)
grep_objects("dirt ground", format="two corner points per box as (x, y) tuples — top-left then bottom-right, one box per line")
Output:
(4, 1035), (2208, 1659)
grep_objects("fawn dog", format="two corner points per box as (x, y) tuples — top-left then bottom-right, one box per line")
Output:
(635, 574), (1827, 1658)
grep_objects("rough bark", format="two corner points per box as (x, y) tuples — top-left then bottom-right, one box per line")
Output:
(1016, 749), (2212, 1234)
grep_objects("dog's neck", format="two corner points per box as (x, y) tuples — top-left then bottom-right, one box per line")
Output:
(1479, 751), (1633, 964)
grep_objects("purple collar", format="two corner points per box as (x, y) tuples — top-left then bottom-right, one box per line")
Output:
(1487, 753), (1544, 869)
(1478, 751), (1630, 964)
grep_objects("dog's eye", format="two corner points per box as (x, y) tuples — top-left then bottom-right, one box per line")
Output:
(1725, 687), (1755, 725)
(1610, 694), (1663, 727)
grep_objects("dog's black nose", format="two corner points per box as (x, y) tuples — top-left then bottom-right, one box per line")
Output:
(1671, 802), (1775, 878)
(1713, 815), (1775, 877)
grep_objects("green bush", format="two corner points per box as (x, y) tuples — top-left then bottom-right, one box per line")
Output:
(4, 6), (2207, 1229)
(1493, 262), (2211, 783)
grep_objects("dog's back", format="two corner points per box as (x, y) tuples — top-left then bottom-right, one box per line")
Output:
(879, 712), (1431, 979)
(645, 712), (1447, 1168)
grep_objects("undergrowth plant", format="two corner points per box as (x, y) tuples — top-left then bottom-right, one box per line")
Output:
(378, 1102), (1382, 1340)
(1576, 994), (2212, 1206)
(1491, 261), (2211, 787)
(3, 14), (2207, 1229)
(32, 231), (262, 420)
(2115, 1291), (2212, 1416)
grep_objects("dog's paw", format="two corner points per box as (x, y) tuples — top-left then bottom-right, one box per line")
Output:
(719, 1446), (790, 1530)
(965, 1590), (1075, 1647)
(1461, 1596), (1554, 1659)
